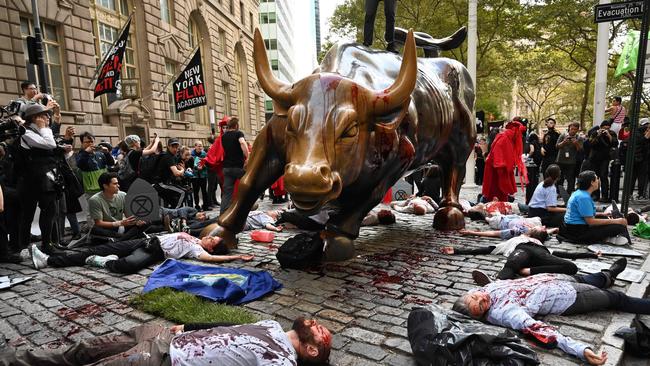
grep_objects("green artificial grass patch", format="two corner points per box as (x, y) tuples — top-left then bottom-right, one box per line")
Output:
(129, 287), (258, 325)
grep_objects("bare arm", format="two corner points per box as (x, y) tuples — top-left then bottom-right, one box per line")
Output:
(197, 253), (254, 263)
(584, 217), (627, 226)
(546, 206), (566, 213)
(0, 186), (4, 213)
(142, 137), (160, 156)
(459, 229), (502, 238)
(238, 137), (249, 161)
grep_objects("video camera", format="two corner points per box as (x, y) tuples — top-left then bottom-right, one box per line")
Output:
(0, 101), (26, 142)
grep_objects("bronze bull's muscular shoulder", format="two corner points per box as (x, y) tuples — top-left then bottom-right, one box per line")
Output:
(210, 28), (476, 261)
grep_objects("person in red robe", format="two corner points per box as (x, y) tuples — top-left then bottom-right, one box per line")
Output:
(203, 117), (228, 189)
(482, 120), (528, 202)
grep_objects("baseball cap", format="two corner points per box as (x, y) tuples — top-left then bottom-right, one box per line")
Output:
(640, 118), (649, 126)
(168, 137), (180, 146)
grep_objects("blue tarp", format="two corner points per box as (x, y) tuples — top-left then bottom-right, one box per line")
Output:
(143, 259), (282, 305)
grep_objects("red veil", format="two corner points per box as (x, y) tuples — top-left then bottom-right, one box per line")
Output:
(481, 121), (528, 201)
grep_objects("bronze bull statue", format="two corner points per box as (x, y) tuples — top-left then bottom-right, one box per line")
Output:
(208, 29), (476, 261)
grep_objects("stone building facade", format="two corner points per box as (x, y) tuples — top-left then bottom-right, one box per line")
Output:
(0, 0), (265, 147)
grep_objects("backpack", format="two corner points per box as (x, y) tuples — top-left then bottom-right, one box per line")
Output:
(117, 150), (137, 183)
(139, 154), (160, 183)
(276, 232), (324, 269)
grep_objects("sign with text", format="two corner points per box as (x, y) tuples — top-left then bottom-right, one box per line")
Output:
(173, 48), (207, 113)
(594, 1), (644, 23)
(94, 17), (131, 98)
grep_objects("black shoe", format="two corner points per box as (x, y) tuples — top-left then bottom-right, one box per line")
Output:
(471, 270), (492, 287)
(611, 200), (623, 219)
(386, 43), (398, 54)
(71, 233), (82, 240)
(603, 258), (627, 286)
(30, 234), (42, 243)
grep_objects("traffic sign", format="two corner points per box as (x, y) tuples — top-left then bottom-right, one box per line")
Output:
(594, 1), (644, 23)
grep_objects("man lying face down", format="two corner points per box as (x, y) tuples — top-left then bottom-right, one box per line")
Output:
(452, 259), (650, 365)
(0, 316), (333, 366)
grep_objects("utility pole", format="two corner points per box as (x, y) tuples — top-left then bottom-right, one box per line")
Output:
(464, 0), (478, 187)
(593, 0), (611, 127)
(31, 0), (49, 94)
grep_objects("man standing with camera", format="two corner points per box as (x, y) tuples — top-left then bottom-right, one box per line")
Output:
(555, 122), (583, 195)
(584, 120), (618, 202)
(541, 118), (560, 176)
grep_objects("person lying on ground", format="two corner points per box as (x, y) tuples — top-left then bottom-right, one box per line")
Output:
(0, 316), (332, 366)
(390, 196), (437, 215)
(466, 198), (524, 219)
(31, 232), (253, 274)
(361, 208), (396, 226)
(527, 164), (566, 227)
(243, 210), (284, 232)
(441, 230), (599, 281)
(275, 209), (330, 231)
(453, 259), (647, 365)
(462, 214), (558, 240)
(559, 170), (630, 245)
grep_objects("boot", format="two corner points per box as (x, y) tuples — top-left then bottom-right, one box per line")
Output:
(471, 270), (492, 287)
(602, 258), (627, 287)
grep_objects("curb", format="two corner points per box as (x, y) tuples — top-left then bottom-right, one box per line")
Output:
(600, 252), (650, 365)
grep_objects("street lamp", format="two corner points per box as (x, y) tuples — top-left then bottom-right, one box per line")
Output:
(30, 0), (49, 94)
(464, 0), (478, 187)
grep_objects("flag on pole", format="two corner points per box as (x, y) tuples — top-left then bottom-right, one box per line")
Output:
(615, 30), (650, 78)
(93, 16), (132, 98)
(173, 48), (207, 113)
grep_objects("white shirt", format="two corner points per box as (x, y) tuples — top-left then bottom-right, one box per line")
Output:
(21, 126), (56, 150)
(158, 233), (206, 259)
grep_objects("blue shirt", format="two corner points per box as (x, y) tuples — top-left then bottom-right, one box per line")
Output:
(529, 183), (558, 209)
(564, 190), (595, 225)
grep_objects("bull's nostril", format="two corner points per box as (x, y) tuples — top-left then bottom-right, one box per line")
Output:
(319, 165), (331, 178)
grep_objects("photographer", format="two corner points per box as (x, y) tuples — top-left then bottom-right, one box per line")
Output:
(555, 122), (583, 195)
(17, 104), (71, 254)
(631, 119), (650, 199)
(0, 111), (24, 261)
(584, 120), (618, 202)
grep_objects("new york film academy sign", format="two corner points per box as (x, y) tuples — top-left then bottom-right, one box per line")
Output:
(173, 48), (207, 113)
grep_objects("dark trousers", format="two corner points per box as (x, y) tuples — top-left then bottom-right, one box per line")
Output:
(0, 324), (172, 366)
(590, 159), (610, 200)
(557, 163), (576, 194)
(90, 225), (147, 242)
(207, 169), (218, 206)
(528, 207), (564, 228)
(475, 159), (485, 185)
(497, 243), (577, 280)
(46, 238), (164, 274)
(560, 223), (629, 244)
(191, 177), (209, 210)
(220, 167), (245, 215)
(19, 188), (57, 250)
(562, 272), (650, 315)
(363, 0), (397, 46)
(633, 160), (649, 198)
(4, 187), (21, 252)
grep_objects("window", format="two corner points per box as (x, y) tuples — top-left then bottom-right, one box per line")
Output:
(97, 0), (116, 11)
(188, 18), (199, 48)
(20, 17), (67, 110)
(249, 12), (254, 32)
(165, 60), (181, 121)
(265, 12), (276, 24)
(222, 81), (231, 116)
(264, 39), (277, 50)
(264, 99), (272, 113)
(160, 0), (172, 24)
(229, 0), (234, 13)
(219, 29), (227, 55)
(271, 59), (278, 71)
(97, 22), (137, 80)
(240, 2), (245, 24)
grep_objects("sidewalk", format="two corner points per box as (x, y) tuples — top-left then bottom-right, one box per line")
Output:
(1, 186), (648, 365)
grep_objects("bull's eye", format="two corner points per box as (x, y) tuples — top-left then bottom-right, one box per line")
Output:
(341, 124), (358, 139)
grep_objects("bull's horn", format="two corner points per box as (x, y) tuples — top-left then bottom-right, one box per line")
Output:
(369, 29), (417, 115)
(253, 29), (293, 105)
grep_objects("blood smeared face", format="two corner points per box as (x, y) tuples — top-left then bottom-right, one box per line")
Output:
(465, 291), (491, 318)
(292, 317), (332, 360)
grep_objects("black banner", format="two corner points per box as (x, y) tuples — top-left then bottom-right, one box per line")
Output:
(94, 17), (131, 98)
(173, 48), (206, 113)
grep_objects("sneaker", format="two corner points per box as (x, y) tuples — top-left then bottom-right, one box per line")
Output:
(163, 214), (172, 233)
(471, 270), (492, 287)
(31, 245), (49, 269)
(85, 254), (119, 268)
(605, 236), (628, 246)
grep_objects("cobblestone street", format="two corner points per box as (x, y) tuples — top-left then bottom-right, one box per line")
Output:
(1, 187), (649, 365)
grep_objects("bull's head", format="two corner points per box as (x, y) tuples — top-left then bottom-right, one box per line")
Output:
(254, 29), (417, 212)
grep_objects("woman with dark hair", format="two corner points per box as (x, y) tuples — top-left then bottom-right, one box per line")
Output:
(527, 164), (566, 227)
(16, 104), (71, 254)
(558, 170), (630, 245)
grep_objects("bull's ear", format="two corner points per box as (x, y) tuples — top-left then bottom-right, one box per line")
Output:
(374, 98), (410, 133)
(272, 100), (289, 117)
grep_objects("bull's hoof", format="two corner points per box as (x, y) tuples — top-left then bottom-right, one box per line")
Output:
(439, 198), (463, 210)
(433, 206), (465, 230)
(322, 233), (355, 262)
(200, 223), (238, 249)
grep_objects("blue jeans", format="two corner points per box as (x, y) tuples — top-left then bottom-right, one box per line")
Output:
(160, 207), (198, 220)
(220, 167), (245, 215)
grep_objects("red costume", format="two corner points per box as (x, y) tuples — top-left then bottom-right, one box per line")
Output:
(203, 117), (229, 188)
(482, 121), (528, 201)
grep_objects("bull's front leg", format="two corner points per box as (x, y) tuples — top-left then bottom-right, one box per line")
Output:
(204, 126), (284, 248)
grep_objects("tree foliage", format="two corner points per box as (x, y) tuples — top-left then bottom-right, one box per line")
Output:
(326, 0), (646, 129)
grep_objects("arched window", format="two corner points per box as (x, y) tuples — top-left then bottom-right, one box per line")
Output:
(187, 14), (209, 125)
(233, 43), (250, 133)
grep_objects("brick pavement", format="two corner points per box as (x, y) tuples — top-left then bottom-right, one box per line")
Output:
(1, 189), (649, 365)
